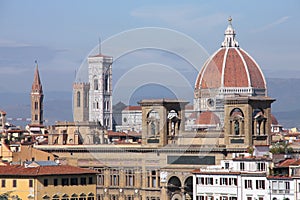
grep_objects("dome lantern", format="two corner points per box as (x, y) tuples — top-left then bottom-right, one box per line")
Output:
(221, 17), (239, 48)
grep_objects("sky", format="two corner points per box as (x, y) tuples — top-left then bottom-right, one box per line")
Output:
(0, 0), (299, 102)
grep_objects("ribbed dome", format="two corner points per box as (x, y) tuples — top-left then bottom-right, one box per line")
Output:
(195, 18), (266, 95)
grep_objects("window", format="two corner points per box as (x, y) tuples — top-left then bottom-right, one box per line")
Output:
(152, 171), (157, 188)
(80, 177), (86, 185)
(234, 121), (239, 135)
(13, 180), (17, 187)
(225, 162), (230, 169)
(62, 194), (69, 200)
(196, 196), (204, 200)
(229, 178), (237, 186)
(71, 194), (78, 200)
(256, 180), (265, 189)
(257, 162), (266, 171)
(62, 178), (69, 186)
(285, 181), (290, 192)
(35, 114), (38, 120)
(79, 193), (86, 200)
(52, 195), (60, 200)
(245, 180), (252, 189)
(104, 74), (109, 92)
(125, 169), (135, 187)
(97, 168), (105, 186)
(35, 101), (38, 110)
(240, 162), (245, 171)
(88, 177), (93, 184)
(197, 177), (205, 185)
(29, 179), (33, 187)
(77, 91), (81, 107)
(247, 197), (252, 200)
(1, 180), (5, 187)
(220, 178), (228, 185)
(71, 177), (78, 185)
(94, 79), (98, 90)
(206, 177), (213, 185)
(44, 179), (48, 187)
(53, 178), (58, 186)
(229, 197), (237, 200)
(87, 193), (94, 200)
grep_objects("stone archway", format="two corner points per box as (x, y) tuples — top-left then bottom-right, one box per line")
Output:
(183, 176), (193, 200)
(168, 176), (182, 200)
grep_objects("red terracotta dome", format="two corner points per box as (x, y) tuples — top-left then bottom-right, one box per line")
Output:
(195, 18), (266, 94)
(195, 111), (220, 125)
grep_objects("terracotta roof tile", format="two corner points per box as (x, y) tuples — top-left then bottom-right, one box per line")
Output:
(123, 106), (142, 111)
(195, 111), (220, 125)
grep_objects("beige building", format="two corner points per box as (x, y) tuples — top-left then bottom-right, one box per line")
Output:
(0, 139), (56, 164)
(0, 162), (97, 200)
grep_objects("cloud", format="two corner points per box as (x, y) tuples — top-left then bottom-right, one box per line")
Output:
(0, 39), (30, 47)
(130, 5), (227, 31)
(0, 44), (67, 71)
(252, 16), (290, 33)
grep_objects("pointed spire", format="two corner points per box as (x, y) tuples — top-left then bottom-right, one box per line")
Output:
(32, 60), (43, 93)
(221, 17), (239, 48)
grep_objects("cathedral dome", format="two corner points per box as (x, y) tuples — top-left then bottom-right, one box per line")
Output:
(195, 18), (266, 96)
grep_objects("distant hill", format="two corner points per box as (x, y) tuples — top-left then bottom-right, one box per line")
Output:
(0, 78), (300, 128)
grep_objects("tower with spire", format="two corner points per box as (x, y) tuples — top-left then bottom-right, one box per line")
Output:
(31, 61), (44, 125)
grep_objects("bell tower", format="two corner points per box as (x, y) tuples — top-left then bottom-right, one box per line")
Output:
(88, 54), (113, 130)
(31, 61), (44, 125)
(224, 96), (275, 148)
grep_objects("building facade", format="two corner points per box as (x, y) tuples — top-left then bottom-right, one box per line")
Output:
(0, 163), (97, 200)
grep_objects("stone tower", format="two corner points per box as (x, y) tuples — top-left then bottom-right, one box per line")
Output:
(139, 99), (188, 147)
(73, 82), (90, 122)
(88, 54), (113, 130)
(224, 96), (275, 148)
(31, 62), (44, 125)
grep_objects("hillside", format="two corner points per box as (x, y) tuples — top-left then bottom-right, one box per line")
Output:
(0, 78), (299, 128)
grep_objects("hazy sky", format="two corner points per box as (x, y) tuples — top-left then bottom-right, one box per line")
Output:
(0, 0), (299, 97)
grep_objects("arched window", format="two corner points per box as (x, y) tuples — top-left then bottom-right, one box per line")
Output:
(71, 194), (78, 200)
(104, 74), (109, 92)
(84, 91), (88, 108)
(34, 101), (38, 110)
(61, 194), (69, 200)
(52, 195), (60, 200)
(77, 91), (81, 107)
(43, 195), (50, 200)
(87, 193), (94, 200)
(79, 193), (86, 200)
(94, 78), (98, 90)
(151, 122), (156, 135)
(234, 121), (239, 135)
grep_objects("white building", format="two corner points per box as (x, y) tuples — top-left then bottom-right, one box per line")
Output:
(88, 54), (113, 130)
(115, 106), (142, 132)
(193, 154), (273, 200)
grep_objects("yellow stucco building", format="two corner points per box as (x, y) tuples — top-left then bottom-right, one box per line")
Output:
(0, 162), (97, 200)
